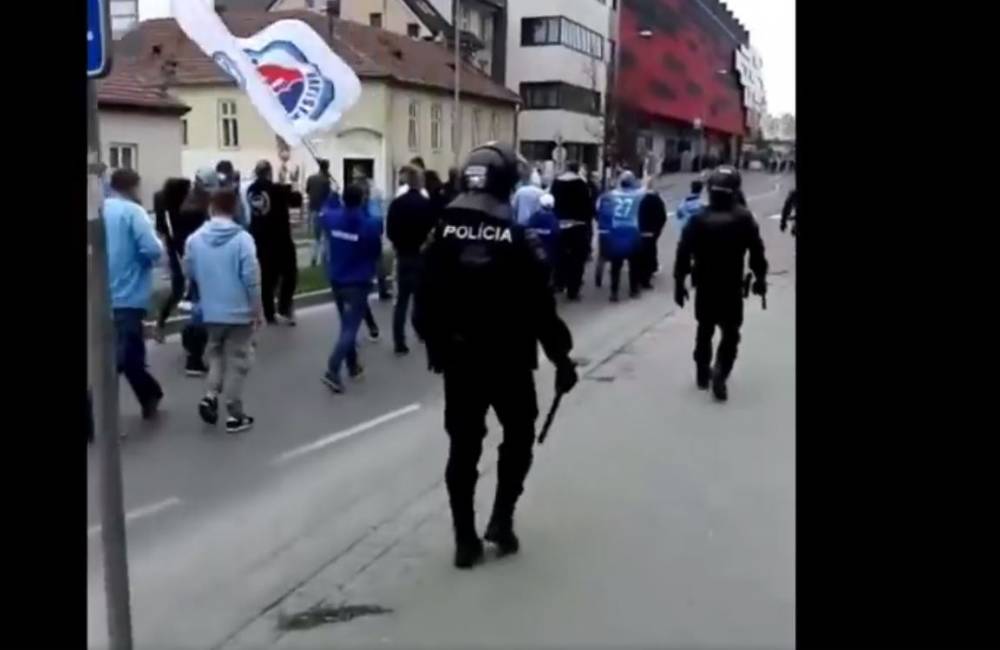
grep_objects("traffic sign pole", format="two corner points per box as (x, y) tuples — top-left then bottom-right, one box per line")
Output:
(88, 77), (133, 650)
(88, 1), (133, 647)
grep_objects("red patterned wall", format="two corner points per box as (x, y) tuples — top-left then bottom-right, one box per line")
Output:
(618, 0), (747, 136)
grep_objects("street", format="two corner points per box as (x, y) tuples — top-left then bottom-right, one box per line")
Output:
(87, 172), (795, 649)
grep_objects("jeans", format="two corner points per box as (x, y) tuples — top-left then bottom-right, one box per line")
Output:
(310, 211), (326, 266)
(393, 255), (422, 349)
(609, 255), (640, 297)
(113, 308), (163, 408)
(205, 323), (255, 416)
(259, 240), (297, 321)
(327, 285), (369, 381)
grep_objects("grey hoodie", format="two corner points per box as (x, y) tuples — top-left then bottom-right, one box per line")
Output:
(184, 217), (261, 324)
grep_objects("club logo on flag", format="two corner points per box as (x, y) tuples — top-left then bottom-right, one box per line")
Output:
(244, 41), (336, 122)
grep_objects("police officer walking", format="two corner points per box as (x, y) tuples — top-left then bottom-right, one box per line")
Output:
(414, 143), (579, 569)
(673, 166), (768, 401)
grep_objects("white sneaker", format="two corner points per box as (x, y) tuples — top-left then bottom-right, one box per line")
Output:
(178, 301), (193, 312)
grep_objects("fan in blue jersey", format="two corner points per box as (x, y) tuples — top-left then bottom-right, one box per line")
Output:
(596, 171), (645, 302)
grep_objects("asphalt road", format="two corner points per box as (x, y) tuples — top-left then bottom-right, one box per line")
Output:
(86, 172), (795, 648)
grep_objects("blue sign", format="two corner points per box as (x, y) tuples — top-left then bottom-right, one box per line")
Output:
(87, 0), (111, 78)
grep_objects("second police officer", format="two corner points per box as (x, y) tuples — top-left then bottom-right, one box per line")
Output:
(413, 142), (580, 569)
(673, 166), (769, 402)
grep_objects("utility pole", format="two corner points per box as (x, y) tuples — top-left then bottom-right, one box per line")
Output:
(88, 0), (132, 646)
(453, 0), (462, 169)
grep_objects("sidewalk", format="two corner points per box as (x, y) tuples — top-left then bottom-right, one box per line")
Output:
(221, 274), (796, 649)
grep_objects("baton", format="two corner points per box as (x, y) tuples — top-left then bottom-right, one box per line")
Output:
(537, 390), (565, 445)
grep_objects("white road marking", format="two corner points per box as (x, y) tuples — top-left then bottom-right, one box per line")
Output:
(273, 403), (422, 465)
(87, 496), (182, 537)
(746, 183), (783, 202)
(768, 214), (782, 221)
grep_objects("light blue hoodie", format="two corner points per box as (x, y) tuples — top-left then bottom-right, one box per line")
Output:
(103, 194), (163, 310)
(184, 217), (261, 324)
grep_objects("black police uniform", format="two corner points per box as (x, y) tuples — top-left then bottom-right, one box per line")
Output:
(780, 188), (797, 236)
(247, 161), (303, 323)
(674, 167), (768, 401)
(414, 144), (578, 568)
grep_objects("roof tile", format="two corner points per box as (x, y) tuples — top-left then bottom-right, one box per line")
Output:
(116, 10), (519, 105)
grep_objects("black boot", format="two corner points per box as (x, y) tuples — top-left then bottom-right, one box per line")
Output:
(696, 365), (711, 390)
(484, 516), (520, 557)
(711, 365), (728, 402)
(454, 535), (484, 569)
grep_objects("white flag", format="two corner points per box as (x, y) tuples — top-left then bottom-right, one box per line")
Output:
(170, 1), (362, 147)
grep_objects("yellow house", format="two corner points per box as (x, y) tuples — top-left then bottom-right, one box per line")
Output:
(118, 10), (519, 193)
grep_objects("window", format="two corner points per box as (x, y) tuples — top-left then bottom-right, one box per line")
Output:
(461, 7), (472, 31)
(489, 112), (500, 142)
(520, 82), (602, 115)
(110, 0), (138, 39)
(407, 23), (420, 38)
(369, 13), (382, 28)
(520, 140), (555, 162)
(431, 103), (443, 151)
(408, 100), (420, 151)
(522, 17), (560, 46)
(109, 143), (138, 171)
(181, 118), (188, 146)
(218, 99), (239, 149)
(521, 16), (603, 59)
(482, 14), (494, 48)
(471, 109), (482, 147)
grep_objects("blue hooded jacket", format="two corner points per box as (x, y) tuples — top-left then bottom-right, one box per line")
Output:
(675, 193), (705, 233)
(322, 203), (383, 287)
(103, 194), (163, 310)
(597, 187), (644, 260)
(526, 206), (560, 265)
(183, 218), (261, 324)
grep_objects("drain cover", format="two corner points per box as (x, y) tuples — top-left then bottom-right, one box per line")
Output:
(277, 603), (393, 632)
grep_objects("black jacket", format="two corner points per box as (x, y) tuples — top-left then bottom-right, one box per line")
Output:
(247, 180), (302, 245)
(387, 189), (437, 257)
(550, 174), (594, 224)
(305, 172), (332, 212)
(153, 178), (192, 257)
(413, 193), (573, 373)
(638, 192), (668, 236)
(674, 205), (768, 320)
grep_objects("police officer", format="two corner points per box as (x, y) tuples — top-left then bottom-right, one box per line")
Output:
(673, 166), (768, 402)
(780, 188), (797, 236)
(413, 143), (579, 569)
(597, 171), (645, 302)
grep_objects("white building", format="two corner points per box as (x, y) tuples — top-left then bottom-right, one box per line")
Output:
(504, 0), (616, 170)
(111, 0), (139, 39)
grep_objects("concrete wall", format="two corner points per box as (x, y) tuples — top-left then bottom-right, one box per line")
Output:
(176, 80), (515, 195)
(99, 109), (184, 209)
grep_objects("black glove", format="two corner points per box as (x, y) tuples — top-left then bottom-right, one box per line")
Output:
(674, 283), (689, 308)
(555, 358), (579, 395)
(752, 277), (767, 297)
(779, 219), (787, 232)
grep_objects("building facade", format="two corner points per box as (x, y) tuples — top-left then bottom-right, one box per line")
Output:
(97, 65), (189, 208)
(506, 0), (617, 171)
(615, 0), (765, 174)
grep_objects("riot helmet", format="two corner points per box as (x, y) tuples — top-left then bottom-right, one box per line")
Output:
(706, 165), (742, 210)
(461, 142), (519, 201)
(706, 166), (742, 194)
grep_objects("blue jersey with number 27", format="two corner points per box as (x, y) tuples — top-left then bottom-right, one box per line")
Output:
(597, 188), (644, 259)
